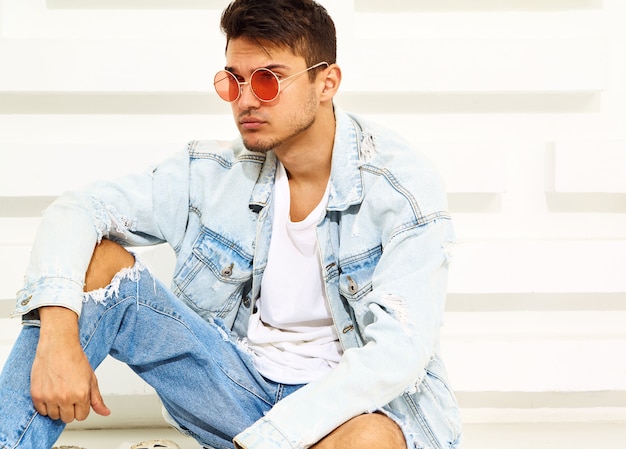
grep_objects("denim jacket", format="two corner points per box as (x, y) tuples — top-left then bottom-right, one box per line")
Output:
(14, 109), (461, 449)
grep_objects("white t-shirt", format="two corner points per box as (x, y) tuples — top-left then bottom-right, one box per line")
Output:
(245, 163), (343, 384)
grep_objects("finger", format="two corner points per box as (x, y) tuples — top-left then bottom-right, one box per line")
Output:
(32, 399), (48, 417)
(74, 400), (91, 421)
(90, 375), (111, 417)
(47, 406), (61, 421)
(60, 405), (76, 424)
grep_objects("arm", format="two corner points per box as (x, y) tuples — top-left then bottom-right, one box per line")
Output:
(13, 148), (191, 318)
(234, 219), (455, 448)
(15, 149), (191, 421)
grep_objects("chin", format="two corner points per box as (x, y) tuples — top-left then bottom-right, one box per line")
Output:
(242, 136), (277, 153)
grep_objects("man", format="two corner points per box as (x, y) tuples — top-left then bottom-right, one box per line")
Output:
(0, 0), (462, 448)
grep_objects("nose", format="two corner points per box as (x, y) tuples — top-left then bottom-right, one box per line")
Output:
(237, 81), (261, 109)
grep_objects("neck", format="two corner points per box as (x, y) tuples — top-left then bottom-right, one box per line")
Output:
(275, 105), (335, 222)
(275, 105), (335, 185)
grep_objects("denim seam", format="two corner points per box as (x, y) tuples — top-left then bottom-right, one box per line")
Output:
(0, 411), (39, 449)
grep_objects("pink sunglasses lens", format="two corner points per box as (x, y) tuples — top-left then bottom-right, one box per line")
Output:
(214, 71), (240, 102)
(251, 69), (280, 101)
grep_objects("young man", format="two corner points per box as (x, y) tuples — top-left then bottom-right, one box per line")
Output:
(0, 1), (462, 448)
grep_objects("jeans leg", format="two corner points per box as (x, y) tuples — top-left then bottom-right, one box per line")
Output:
(0, 260), (302, 449)
(0, 263), (146, 448)
(92, 265), (301, 449)
(0, 326), (66, 449)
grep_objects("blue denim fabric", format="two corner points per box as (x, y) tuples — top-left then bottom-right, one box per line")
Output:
(0, 263), (304, 449)
(7, 109), (462, 448)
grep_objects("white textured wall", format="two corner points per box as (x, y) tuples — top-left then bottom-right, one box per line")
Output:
(1, 0), (625, 441)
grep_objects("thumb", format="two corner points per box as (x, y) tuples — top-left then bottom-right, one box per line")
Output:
(90, 374), (111, 416)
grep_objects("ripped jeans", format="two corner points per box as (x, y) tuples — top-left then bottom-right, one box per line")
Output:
(0, 260), (304, 449)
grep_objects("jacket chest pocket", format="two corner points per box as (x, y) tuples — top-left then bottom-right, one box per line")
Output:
(173, 228), (253, 321)
(338, 245), (382, 302)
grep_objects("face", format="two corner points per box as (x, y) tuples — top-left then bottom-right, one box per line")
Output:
(223, 38), (326, 153)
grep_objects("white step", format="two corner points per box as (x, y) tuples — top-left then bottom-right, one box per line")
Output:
(54, 420), (626, 449)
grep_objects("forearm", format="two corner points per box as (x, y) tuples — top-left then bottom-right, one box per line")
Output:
(14, 148), (191, 320)
(14, 192), (99, 318)
(234, 306), (424, 449)
(235, 221), (454, 448)
(38, 306), (80, 343)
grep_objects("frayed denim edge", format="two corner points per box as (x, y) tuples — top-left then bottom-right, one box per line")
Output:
(82, 256), (146, 305)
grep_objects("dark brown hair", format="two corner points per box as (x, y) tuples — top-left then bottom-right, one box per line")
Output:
(220, 0), (337, 79)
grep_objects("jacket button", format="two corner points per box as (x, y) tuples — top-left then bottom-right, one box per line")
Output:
(221, 263), (234, 277)
(347, 276), (358, 293)
(20, 297), (31, 306)
(242, 297), (251, 308)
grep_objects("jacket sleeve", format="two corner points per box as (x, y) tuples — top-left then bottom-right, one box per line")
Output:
(234, 218), (455, 449)
(13, 148), (191, 318)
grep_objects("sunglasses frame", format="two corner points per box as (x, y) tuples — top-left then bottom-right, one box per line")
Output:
(214, 61), (329, 103)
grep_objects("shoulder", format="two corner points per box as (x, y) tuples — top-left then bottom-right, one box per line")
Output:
(186, 139), (266, 167)
(349, 113), (438, 175)
(347, 113), (449, 220)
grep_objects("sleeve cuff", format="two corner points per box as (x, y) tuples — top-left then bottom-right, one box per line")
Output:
(12, 276), (85, 318)
(234, 417), (302, 449)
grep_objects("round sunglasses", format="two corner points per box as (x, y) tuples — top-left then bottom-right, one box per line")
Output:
(213, 62), (329, 103)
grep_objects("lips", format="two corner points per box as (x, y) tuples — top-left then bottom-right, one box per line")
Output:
(239, 117), (266, 130)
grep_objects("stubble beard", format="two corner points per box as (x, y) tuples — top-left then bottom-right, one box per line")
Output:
(241, 89), (318, 153)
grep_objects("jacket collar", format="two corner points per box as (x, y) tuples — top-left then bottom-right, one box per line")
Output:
(327, 108), (364, 211)
(248, 108), (365, 213)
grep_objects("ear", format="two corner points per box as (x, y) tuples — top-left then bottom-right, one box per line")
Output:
(319, 64), (342, 102)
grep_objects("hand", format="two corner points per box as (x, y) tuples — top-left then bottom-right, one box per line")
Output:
(30, 307), (111, 423)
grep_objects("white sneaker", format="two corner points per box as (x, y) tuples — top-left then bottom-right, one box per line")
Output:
(131, 440), (181, 449)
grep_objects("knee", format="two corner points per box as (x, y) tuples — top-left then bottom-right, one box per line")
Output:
(313, 413), (406, 449)
(354, 414), (405, 449)
(84, 239), (135, 292)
